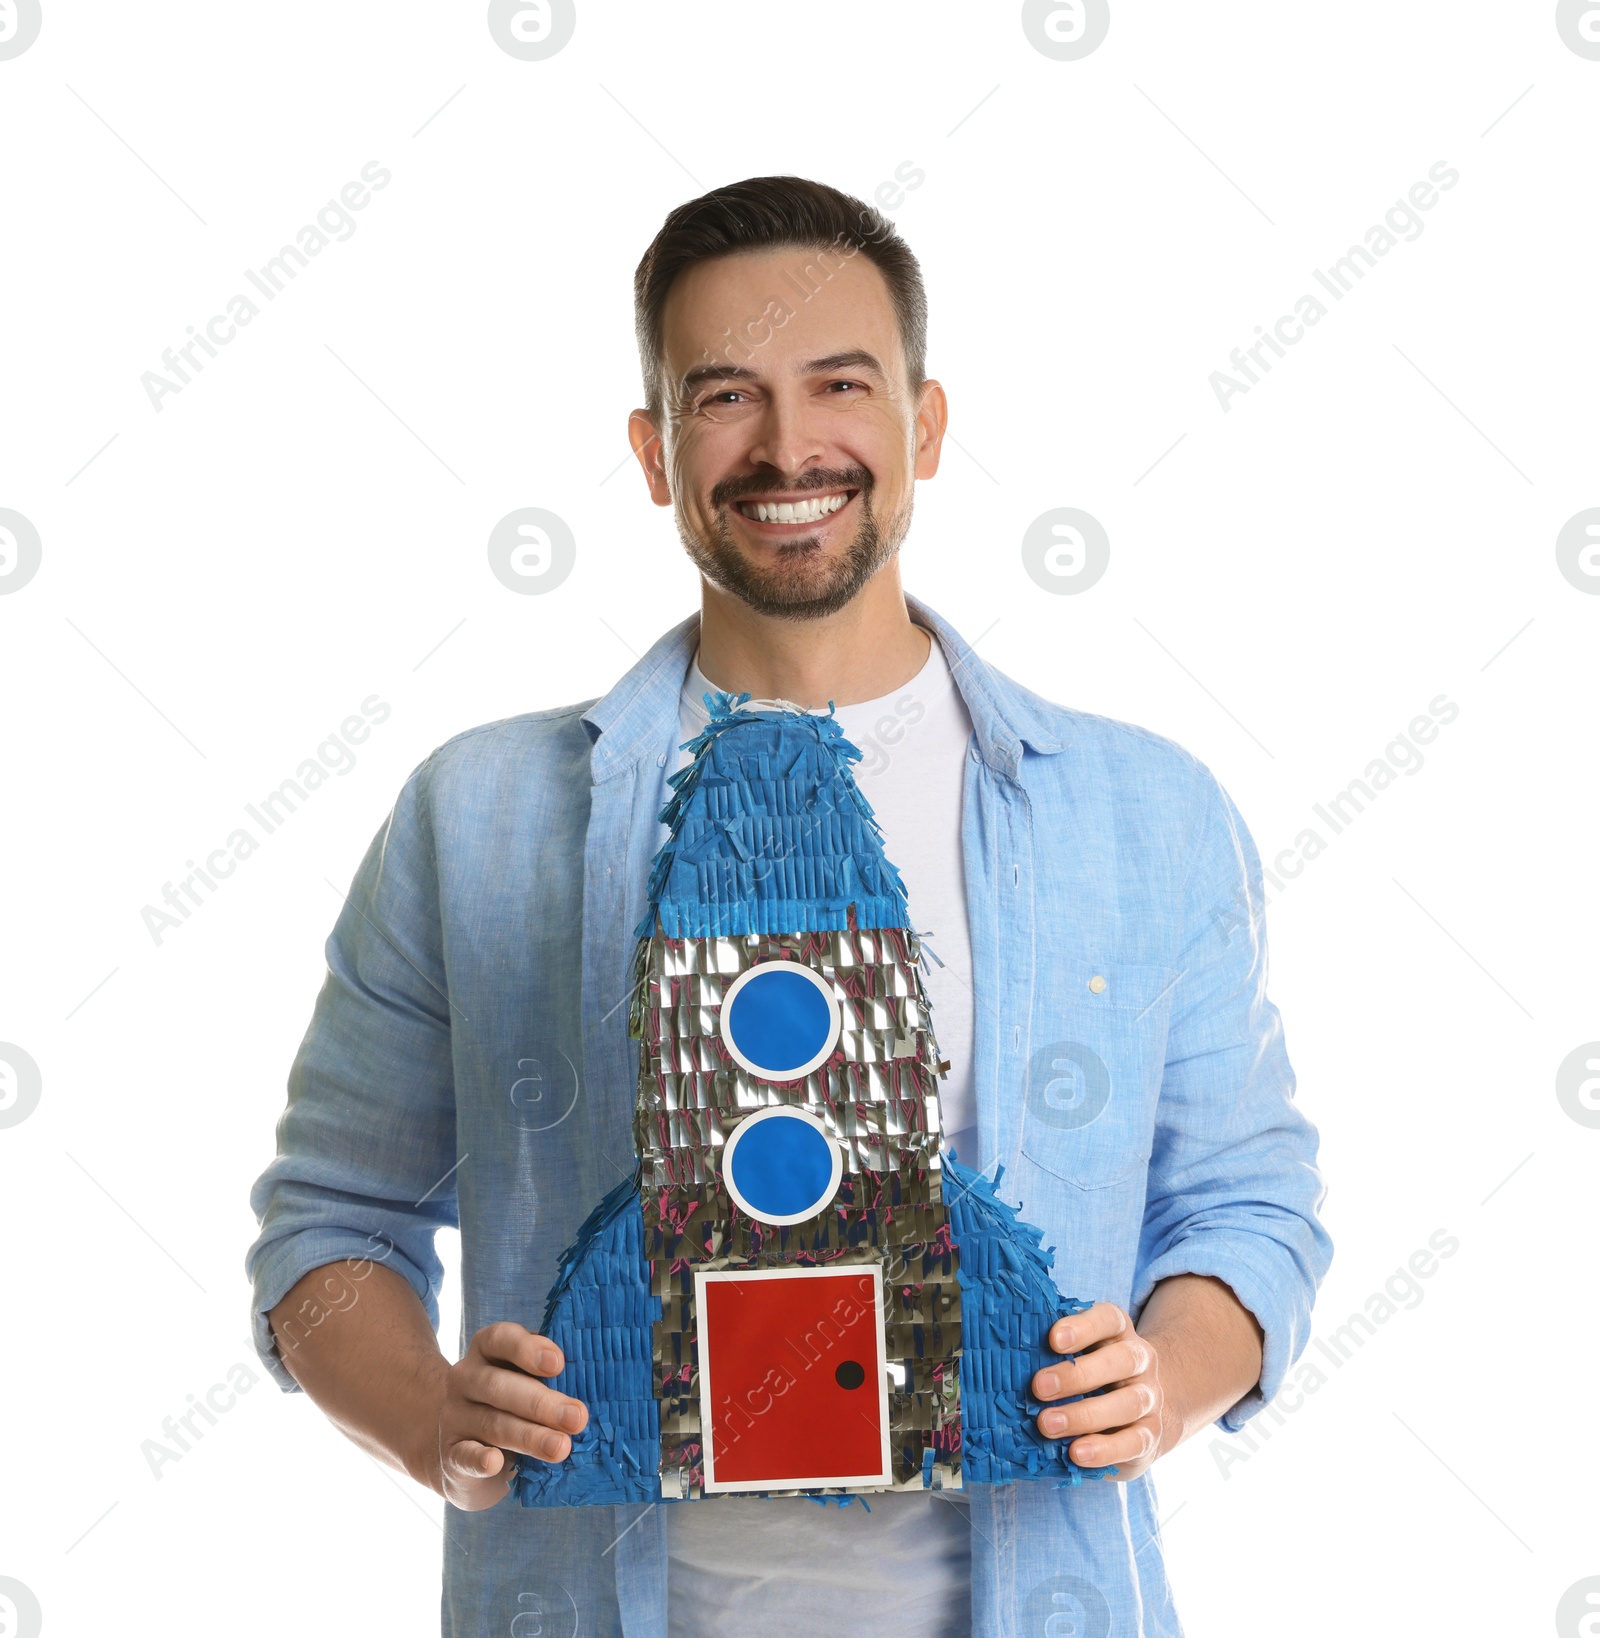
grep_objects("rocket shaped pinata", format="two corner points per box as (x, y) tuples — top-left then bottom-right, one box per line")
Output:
(510, 694), (1106, 1505)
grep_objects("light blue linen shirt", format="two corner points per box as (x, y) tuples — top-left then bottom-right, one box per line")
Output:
(246, 595), (1332, 1637)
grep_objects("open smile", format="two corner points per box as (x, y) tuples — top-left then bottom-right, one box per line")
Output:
(731, 489), (859, 532)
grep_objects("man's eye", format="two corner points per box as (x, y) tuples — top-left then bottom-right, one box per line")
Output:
(825, 380), (864, 394)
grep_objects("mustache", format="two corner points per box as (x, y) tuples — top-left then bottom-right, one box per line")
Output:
(711, 469), (873, 507)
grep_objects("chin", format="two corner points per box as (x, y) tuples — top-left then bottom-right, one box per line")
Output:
(714, 567), (870, 623)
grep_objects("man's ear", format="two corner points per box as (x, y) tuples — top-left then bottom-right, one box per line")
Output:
(913, 379), (948, 481)
(628, 409), (673, 506)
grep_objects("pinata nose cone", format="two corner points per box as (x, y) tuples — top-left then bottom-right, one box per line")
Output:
(642, 700), (909, 940)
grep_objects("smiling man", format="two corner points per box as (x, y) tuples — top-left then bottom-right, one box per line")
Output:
(247, 176), (1331, 1637)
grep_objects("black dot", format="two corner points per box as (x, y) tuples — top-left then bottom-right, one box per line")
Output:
(835, 1359), (866, 1390)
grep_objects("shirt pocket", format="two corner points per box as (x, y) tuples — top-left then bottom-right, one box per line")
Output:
(1020, 958), (1180, 1191)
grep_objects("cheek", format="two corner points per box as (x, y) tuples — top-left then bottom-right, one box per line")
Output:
(670, 428), (736, 504)
(847, 408), (916, 482)
(666, 458), (709, 510)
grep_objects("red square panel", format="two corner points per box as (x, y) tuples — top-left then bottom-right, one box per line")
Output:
(696, 1265), (891, 1492)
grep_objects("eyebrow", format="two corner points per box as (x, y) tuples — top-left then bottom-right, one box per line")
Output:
(678, 349), (889, 396)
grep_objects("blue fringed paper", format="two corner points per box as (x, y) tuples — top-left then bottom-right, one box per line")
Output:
(636, 694), (911, 940)
(507, 1172), (661, 1506)
(944, 1153), (1112, 1486)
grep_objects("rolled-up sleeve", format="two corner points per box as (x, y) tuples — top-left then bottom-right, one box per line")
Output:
(245, 756), (459, 1392)
(1130, 763), (1333, 1432)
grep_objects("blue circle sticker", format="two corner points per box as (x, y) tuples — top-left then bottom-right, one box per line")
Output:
(722, 1107), (843, 1225)
(720, 961), (841, 1082)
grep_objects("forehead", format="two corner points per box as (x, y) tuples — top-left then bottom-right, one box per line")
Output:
(659, 247), (905, 381)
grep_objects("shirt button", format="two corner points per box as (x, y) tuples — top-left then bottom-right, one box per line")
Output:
(1088, 975), (1107, 994)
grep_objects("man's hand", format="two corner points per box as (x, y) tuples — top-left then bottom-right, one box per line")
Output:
(1030, 1276), (1266, 1483)
(436, 1322), (590, 1511)
(1031, 1302), (1167, 1481)
(269, 1264), (595, 1511)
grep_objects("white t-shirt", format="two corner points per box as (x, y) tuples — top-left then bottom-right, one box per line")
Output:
(663, 628), (978, 1638)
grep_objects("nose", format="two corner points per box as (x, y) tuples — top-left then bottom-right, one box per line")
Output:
(742, 386), (829, 479)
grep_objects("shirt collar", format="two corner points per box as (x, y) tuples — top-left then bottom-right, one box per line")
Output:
(579, 610), (700, 782)
(906, 594), (1066, 774)
(579, 595), (1066, 784)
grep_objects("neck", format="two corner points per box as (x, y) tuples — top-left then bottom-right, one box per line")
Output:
(694, 563), (931, 708)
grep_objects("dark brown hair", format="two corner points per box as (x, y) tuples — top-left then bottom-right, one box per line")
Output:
(633, 175), (927, 425)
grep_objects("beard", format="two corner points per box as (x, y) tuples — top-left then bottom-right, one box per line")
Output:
(676, 467), (911, 621)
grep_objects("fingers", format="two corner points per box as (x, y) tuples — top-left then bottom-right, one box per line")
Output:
(439, 1323), (589, 1491)
(458, 1359), (589, 1438)
(457, 1404), (574, 1464)
(1036, 1382), (1155, 1441)
(442, 1439), (507, 1482)
(1047, 1302), (1128, 1357)
(473, 1322), (565, 1378)
(1032, 1332), (1153, 1403)
(1067, 1420), (1159, 1471)
(1035, 1389), (1146, 1441)
(1033, 1308), (1163, 1476)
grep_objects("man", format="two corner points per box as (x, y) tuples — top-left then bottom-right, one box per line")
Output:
(247, 175), (1332, 1636)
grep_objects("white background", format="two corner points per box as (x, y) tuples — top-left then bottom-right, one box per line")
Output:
(1, 2), (1596, 1634)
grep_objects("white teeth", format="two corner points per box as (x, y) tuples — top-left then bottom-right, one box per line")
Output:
(740, 492), (850, 524)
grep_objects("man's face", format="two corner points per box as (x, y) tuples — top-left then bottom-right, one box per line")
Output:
(631, 247), (943, 620)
